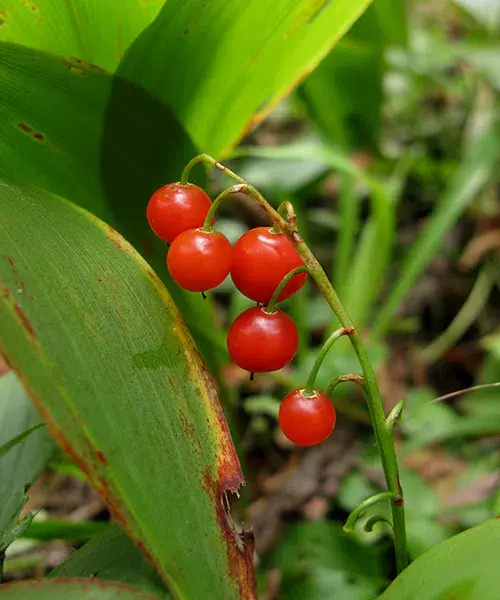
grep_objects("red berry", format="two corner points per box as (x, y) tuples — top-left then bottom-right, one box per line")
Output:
(147, 183), (213, 243)
(227, 306), (298, 372)
(279, 389), (336, 446)
(231, 227), (307, 303)
(167, 229), (232, 292)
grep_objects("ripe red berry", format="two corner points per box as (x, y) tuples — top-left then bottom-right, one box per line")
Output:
(167, 229), (232, 292)
(227, 306), (298, 372)
(279, 389), (336, 446)
(147, 183), (213, 243)
(231, 228), (307, 303)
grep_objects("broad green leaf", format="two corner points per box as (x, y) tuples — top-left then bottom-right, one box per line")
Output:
(0, 181), (255, 599)
(269, 521), (386, 600)
(378, 519), (500, 600)
(0, 42), (224, 372)
(373, 128), (499, 336)
(0, 0), (163, 71)
(0, 578), (158, 600)
(119, 0), (373, 156)
(0, 373), (55, 551)
(51, 525), (169, 599)
(299, 10), (385, 151)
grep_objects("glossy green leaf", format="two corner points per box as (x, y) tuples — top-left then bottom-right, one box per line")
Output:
(51, 525), (169, 599)
(0, 373), (55, 551)
(0, 181), (255, 599)
(0, 42), (224, 372)
(119, 0), (373, 156)
(0, 578), (159, 600)
(373, 128), (499, 336)
(378, 519), (500, 600)
(0, 0), (163, 71)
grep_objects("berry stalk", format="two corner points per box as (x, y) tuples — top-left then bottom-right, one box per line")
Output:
(303, 327), (353, 396)
(264, 266), (307, 313)
(183, 155), (409, 573)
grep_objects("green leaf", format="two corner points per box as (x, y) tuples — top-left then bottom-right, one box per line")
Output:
(0, 181), (255, 599)
(0, 578), (160, 600)
(119, 0), (373, 156)
(22, 519), (109, 542)
(50, 525), (169, 599)
(0, 373), (55, 551)
(0, 42), (224, 371)
(373, 128), (499, 336)
(378, 519), (500, 600)
(0, 0), (163, 72)
(269, 521), (386, 600)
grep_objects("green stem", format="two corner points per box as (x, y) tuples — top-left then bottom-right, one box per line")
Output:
(364, 514), (394, 533)
(304, 328), (353, 395)
(386, 400), (404, 429)
(202, 184), (247, 230)
(264, 266), (308, 313)
(182, 157), (409, 573)
(344, 491), (395, 533)
(327, 373), (365, 396)
(180, 153), (246, 186)
(272, 201), (296, 233)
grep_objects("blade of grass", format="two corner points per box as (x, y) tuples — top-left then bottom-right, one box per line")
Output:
(422, 268), (494, 363)
(372, 129), (499, 337)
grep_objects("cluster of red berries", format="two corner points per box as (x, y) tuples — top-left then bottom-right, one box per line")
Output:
(147, 182), (336, 446)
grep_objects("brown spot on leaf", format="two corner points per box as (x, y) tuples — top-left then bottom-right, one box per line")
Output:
(96, 451), (108, 466)
(33, 132), (45, 142)
(14, 304), (36, 339)
(202, 467), (256, 598)
(18, 122), (32, 133)
(183, 28), (189, 35)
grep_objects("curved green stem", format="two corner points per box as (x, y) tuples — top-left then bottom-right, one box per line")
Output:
(344, 491), (395, 533)
(386, 400), (404, 429)
(327, 373), (365, 396)
(180, 153), (246, 186)
(202, 184), (247, 231)
(264, 266), (308, 313)
(272, 201), (296, 233)
(364, 514), (394, 533)
(180, 157), (409, 573)
(304, 328), (353, 395)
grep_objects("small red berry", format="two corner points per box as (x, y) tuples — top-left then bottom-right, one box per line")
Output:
(279, 389), (336, 446)
(147, 183), (213, 243)
(227, 306), (298, 372)
(231, 227), (307, 303)
(167, 229), (232, 292)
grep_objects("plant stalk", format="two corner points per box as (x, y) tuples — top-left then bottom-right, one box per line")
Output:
(304, 328), (353, 395)
(183, 155), (409, 573)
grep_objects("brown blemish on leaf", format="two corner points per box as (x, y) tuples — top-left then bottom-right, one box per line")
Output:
(183, 28), (189, 35)
(96, 450), (108, 466)
(202, 467), (257, 598)
(13, 304), (36, 339)
(18, 122), (32, 133)
(69, 66), (84, 75)
(106, 224), (133, 253)
(33, 132), (45, 142)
